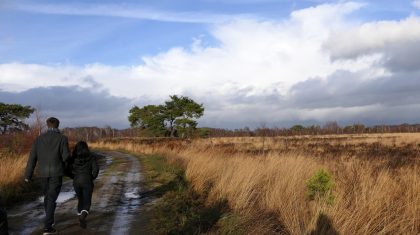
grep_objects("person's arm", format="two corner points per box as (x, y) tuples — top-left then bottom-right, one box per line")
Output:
(91, 154), (99, 180)
(61, 136), (71, 163)
(24, 139), (38, 181)
(65, 156), (75, 179)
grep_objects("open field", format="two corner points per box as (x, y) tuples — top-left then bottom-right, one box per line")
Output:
(92, 133), (420, 234)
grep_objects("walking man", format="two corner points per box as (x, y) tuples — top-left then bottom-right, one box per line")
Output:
(24, 117), (70, 235)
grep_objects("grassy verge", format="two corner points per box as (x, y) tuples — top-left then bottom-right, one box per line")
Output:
(0, 154), (41, 204)
(136, 153), (287, 235)
(133, 153), (233, 234)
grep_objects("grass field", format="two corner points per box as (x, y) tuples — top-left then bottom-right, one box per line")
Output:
(92, 133), (420, 234)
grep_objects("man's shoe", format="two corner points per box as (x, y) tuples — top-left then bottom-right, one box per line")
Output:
(79, 210), (88, 229)
(43, 227), (57, 235)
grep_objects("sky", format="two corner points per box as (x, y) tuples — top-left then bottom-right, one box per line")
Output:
(1, 0), (420, 129)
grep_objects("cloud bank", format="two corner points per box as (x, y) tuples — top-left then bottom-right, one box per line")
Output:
(1, 2), (420, 128)
(0, 86), (132, 128)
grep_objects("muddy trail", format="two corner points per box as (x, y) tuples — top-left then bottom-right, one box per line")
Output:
(7, 151), (148, 235)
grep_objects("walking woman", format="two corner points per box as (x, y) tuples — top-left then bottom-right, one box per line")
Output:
(68, 141), (99, 228)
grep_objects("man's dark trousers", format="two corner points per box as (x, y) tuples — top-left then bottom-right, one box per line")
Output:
(0, 196), (8, 235)
(0, 210), (8, 235)
(41, 177), (62, 228)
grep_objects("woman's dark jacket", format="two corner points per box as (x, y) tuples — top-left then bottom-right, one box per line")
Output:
(67, 154), (99, 185)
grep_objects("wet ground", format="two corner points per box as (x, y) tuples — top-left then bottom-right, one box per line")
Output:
(7, 151), (150, 235)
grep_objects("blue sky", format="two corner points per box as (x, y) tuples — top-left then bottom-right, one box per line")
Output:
(0, 0), (291, 65)
(1, 0), (415, 65)
(1, 0), (420, 128)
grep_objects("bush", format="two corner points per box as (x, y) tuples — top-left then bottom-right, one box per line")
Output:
(306, 169), (335, 204)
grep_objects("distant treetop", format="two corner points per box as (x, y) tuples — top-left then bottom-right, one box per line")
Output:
(128, 95), (204, 138)
(0, 102), (34, 134)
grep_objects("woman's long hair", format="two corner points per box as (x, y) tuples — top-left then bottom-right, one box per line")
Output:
(72, 141), (90, 159)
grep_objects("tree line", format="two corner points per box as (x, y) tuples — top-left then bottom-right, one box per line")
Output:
(204, 122), (420, 137)
(2, 100), (420, 141)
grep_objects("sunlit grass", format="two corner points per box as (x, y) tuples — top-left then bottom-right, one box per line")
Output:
(0, 154), (28, 202)
(91, 134), (420, 234)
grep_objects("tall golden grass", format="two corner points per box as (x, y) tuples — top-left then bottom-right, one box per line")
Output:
(96, 135), (419, 234)
(0, 131), (37, 201)
(0, 154), (27, 201)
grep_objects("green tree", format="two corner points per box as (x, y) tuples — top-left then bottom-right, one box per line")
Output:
(128, 105), (167, 137)
(164, 95), (204, 137)
(198, 128), (211, 138)
(343, 125), (354, 134)
(307, 124), (321, 135)
(306, 169), (335, 205)
(0, 103), (34, 134)
(164, 96), (184, 137)
(128, 95), (204, 138)
(290, 124), (304, 133)
(353, 123), (365, 133)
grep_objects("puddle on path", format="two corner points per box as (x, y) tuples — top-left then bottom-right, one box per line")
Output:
(124, 191), (141, 199)
(37, 191), (76, 204)
(105, 155), (113, 166)
(110, 154), (143, 235)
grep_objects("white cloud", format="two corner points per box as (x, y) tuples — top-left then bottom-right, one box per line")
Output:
(1, 3), (365, 95)
(2, 2), (368, 98)
(11, 3), (251, 24)
(325, 16), (420, 60)
(2, 2), (420, 128)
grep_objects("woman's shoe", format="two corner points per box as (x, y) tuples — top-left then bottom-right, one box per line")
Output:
(43, 227), (57, 234)
(79, 210), (88, 229)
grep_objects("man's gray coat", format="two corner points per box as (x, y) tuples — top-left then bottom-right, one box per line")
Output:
(24, 129), (71, 180)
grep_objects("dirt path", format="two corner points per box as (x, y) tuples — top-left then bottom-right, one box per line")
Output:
(7, 151), (146, 235)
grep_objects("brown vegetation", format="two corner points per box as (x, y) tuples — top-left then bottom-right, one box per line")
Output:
(92, 134), (420, 234)
(0, 154), (28, 201)
(0, 132), (37, 202)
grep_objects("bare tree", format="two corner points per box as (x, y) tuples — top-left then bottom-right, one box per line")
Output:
(30, 106), (47, 136)
(258, 122), (268, 155)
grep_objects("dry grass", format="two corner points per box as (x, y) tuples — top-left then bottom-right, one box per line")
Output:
(0, 154), (27, 186)
(0, 154), (27, 201)
(93, 134), (420, 234)
(0, 132), (36, 201)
